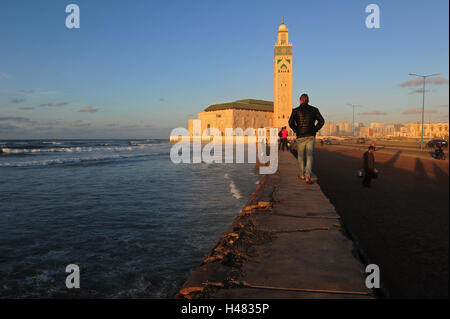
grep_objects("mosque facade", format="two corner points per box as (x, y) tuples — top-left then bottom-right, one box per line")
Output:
(188, 19), (293, 136)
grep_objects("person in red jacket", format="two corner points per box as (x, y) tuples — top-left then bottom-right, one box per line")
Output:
(280, 126), (289, 151)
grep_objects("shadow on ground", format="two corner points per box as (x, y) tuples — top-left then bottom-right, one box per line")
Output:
(313, 146), (449, 299)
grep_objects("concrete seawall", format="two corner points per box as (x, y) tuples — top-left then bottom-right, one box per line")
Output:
(175, 151), (373, 299)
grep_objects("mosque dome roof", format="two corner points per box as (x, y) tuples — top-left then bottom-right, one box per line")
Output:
(278, 24), (288, 32)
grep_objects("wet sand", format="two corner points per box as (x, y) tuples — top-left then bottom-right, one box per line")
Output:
(314, 145), (449, 298)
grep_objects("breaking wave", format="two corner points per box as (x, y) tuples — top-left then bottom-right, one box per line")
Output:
(224, 173), (242, 199)
(0, 153), (152, 167)
(0, 145), (153, 155)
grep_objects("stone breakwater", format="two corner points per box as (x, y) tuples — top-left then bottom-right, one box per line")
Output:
(175, 151), (373, 299)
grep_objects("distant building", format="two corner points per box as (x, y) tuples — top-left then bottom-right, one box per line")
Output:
(188, 19), (293, 136)
(359, 127), (374, 137)
(368, 122), (385, 137)
(320, 122), (337, 136)
(273, 17), (293, 129)
(318, 121), (448, 139)
(394, 124), (404, 132)
(189, 99), (274, 136)
(337, 121), (352, 136)
(317, 120), (449, 139)
(384, 124), (395, 136)
(404, 122), (449, 138)
(354, 122), (364, 136)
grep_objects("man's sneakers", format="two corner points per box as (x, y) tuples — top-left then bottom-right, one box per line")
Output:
(298, 174), (313, 184)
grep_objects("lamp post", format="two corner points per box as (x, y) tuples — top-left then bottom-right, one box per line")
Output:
(408, 73), (440, 150)
(346, 102), (362, 137)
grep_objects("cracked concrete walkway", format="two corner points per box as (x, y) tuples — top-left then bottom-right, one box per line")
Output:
(177, 151), (373, 299)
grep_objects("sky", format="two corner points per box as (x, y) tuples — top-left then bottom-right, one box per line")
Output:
(0, 0), (448, 139)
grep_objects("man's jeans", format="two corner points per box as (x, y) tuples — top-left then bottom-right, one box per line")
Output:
(296, 136), (315, 178)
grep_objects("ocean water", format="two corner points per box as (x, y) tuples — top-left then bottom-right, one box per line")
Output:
(0, 139), (259, 298)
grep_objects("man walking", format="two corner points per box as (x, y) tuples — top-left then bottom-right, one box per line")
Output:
(288, 94), (325, 184)
(362, 145), (376, 188)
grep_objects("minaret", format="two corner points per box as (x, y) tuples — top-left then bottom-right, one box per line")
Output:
(273, 17), (293, 129)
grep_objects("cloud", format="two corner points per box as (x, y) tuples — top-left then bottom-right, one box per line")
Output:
(358, 110), (388, 116)
(409, 88), (433, 94)
(0, 72), (9, 79)
(399, 77), (449, 87)
(15, 89), (57, 95)
(39, 90), (58, 95)
(78, 106), (99, 113)
(37, 120), (61, 127)
(0, 124), (20, 131)
(39, 101), (69, 107)
(0, 116), (32, 123)
(19, 107), (34, 110)
(18, 89), (34, 94)
(11, 98), (25, 104)
(116, 124), (153, 130)
(72, 122), (91, 128)
(401, 108), (438, 115)
(0, 117), (62, 128)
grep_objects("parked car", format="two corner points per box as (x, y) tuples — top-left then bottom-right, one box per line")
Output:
(323, 139), (332, 145)
(356, 138), (366, 144)
(427, 139), (448, 148)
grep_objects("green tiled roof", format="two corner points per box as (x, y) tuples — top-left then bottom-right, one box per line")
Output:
(204, 99), (274, 112)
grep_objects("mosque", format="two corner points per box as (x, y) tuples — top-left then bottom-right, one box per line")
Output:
(188, 19), (293, 136)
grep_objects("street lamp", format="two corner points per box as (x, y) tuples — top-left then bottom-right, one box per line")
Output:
(346, 102), (362, 137)
(408, 73), (440, 150)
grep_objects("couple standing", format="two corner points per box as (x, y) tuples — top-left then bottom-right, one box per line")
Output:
(288, 94), (325, 185)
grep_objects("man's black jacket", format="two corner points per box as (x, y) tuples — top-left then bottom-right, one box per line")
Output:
(288, 103), (325, 138)
(363, 151), (375, 171)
